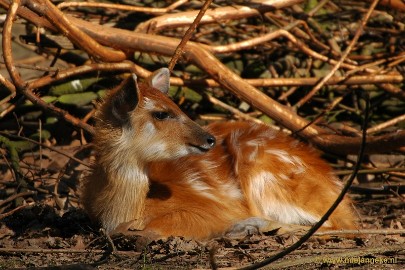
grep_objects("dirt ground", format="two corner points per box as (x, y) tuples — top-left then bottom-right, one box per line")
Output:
(0, 146), (404, 269)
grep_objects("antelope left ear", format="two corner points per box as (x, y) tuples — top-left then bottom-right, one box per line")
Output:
(110, 74), (140, 125)
(148, 68), (170, 95)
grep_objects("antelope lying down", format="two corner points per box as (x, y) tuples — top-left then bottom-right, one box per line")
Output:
(82, 68), (355, 239)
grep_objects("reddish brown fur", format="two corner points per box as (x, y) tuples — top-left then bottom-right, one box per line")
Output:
(82, 70), (355, 240)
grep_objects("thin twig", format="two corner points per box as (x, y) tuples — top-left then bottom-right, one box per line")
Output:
(57, 0), (187, 15)
(0, 247), (140, 256)
(0, 190), (36, 208)
(295, 0), (381, 107)
(367, 113), (405, 135)
(0, 202), (34, 220)
(168, 0), (213, 71)
(310, 228), (405, 236)
(0, 132), (91, 168)
(206, 95), (262, 123)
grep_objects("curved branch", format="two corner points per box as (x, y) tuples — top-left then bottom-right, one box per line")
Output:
(57, 0), (188, 15)
(2, 0), (404, 153)
(71, 19), (405, 154)
(27, 61), (138, 89)
(2, 0), (25, 89)
(135, 0), (304, 33)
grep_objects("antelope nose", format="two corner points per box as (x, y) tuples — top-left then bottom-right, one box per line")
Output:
(195, 131), (216, 152)
(206, 134), (216, 148)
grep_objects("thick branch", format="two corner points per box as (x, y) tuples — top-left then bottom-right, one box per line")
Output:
(2, 0), (404, 154)
(72, 18), (405, 154)
(135, 0), (304, 33)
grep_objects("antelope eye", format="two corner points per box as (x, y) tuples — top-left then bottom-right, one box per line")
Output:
(153, 111), (171, 120)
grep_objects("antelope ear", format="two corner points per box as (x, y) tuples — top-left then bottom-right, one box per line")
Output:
(148, 68), (170, 94)
(110, 74), (140, 125)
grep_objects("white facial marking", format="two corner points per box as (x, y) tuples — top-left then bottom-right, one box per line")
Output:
(143, 122), (156, 135)
(172, 146), (189, 157)
(143, 97), (157, 110)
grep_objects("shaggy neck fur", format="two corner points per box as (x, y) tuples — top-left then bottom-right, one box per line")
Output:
(93, 128), (150, 232)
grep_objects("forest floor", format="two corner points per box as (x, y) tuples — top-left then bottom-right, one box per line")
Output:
(0, 145), (404, 269)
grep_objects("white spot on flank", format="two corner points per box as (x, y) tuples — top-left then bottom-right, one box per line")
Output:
(264, 200), (320, 225)
(247, 145), (258, 161)
(221, 181), (243, 199)
(249, 172), (320, 226)
(185, 170), (217, 200)
(265, 149), (295, 164)
(291, 156), (306, 174)
(250, 171), (277, 197)
(265, 149), (306, 174)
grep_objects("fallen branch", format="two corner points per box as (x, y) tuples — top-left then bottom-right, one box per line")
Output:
(135, 0), (304, 33)
(57, 0), (187, 15)
(1, 0), (404, 154)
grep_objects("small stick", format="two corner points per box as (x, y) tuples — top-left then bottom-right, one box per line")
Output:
(0, 202), (34, 220)
(295, 0), (381, 107)
(0, 132), (91, 168)
(57, 0), (187, 15)
(168, 0), (213, 71)
(0, 191), (36, 208)
(367, 113), (405, 134)
(206, 95), (262, 124)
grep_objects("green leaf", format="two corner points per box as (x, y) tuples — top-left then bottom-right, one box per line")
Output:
(57, 92), (98, 106)
(49, 78), (102, 96)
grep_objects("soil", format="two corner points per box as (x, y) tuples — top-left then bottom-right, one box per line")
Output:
(0, 145), (404, 269)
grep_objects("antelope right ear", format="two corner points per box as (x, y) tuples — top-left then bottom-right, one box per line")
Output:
(110, 74), (140, 125)
(147, 68), (170, 95)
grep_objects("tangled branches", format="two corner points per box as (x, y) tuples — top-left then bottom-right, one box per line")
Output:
(1, 0), (404, 155)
